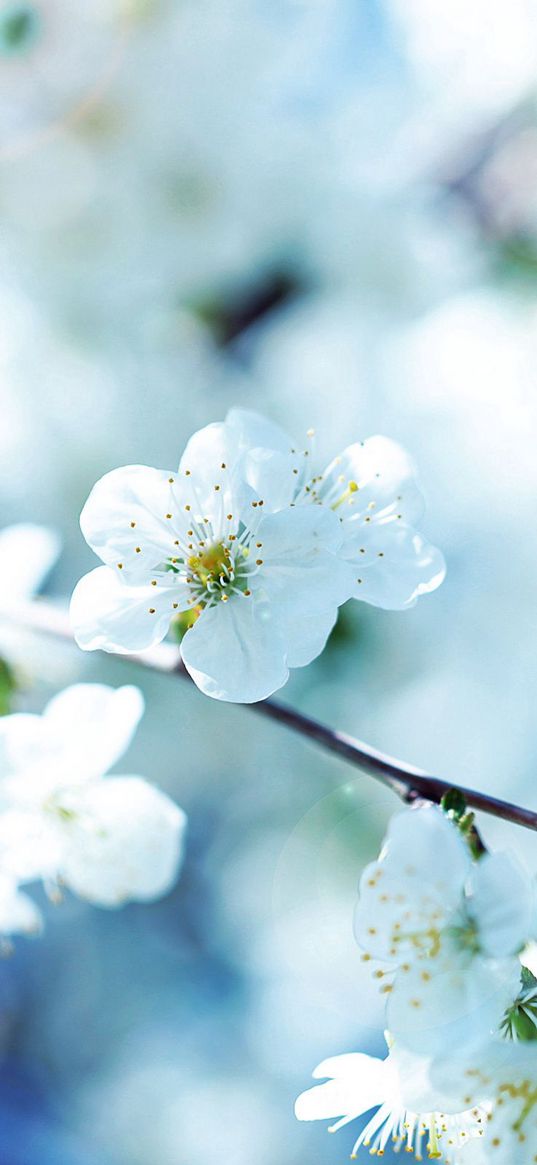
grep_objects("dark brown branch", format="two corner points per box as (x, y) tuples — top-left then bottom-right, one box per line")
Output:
(6, 600), (537, 832)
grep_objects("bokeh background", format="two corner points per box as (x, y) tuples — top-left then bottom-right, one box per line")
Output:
(1, 1), (537, 1161)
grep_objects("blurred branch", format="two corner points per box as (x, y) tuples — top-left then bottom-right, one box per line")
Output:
(6, 600), (537, 833)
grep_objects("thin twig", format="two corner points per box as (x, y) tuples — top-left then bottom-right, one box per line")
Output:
(5, 599), (537, 833)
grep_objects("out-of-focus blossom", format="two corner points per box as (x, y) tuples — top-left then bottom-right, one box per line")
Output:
(354, 806), (534, 1055)
(70, 417), (352, 702)
(0, 523), (60, 608)
(0, 683), (186, 909)
(295, 1034), (487, 1160)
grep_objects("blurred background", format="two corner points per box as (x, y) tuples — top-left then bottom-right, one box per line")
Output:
(1, 0), (537, 1160)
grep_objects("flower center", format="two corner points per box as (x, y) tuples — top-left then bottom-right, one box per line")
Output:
(180, 538), (253, 606)
(188, 542), (234, 588)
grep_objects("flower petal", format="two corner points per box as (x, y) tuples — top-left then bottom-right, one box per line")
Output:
(239, 447), (298, 512)
(58, 776), (187, 907)
(469, 851), (535, 958)
(80, 464), (181, 579)
(320, 437), (425, 526)
(0, 524), (60, 606)
(0, 874), (43, 937)
(225, 407), (295, 455)
(281, 606), (339, 669)
(258, 506), (352, 615)
(71, 566), (181, 654)
(180, 595), (288, 702)
(295, 1053), (388, 1122)
(42, 683), (145, 784)
(345, 525), (446, 609)
(387, 954), (520, 1057)
(354, 807), (471, 962)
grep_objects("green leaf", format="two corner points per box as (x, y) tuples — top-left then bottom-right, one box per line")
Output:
(441, 788), (467, 820)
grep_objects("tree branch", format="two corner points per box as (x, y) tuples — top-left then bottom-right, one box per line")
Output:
(6, 599), (537, 832)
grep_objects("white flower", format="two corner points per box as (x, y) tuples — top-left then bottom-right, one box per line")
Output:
(70, 417), (353, 703)
(226, 408), (445, 610)
(353, 806), (534, 1056)
(0, 523), (60, 608)
(0, 872), (42, 939)
(0, 683), (186, 908)
(295, 1035), (487, 1161)
(431, 1039), (537, 1163)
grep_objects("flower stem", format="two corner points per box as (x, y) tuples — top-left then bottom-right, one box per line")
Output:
(7, 599), (537, 833)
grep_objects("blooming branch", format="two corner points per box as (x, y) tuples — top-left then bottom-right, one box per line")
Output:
(7, 597), (537, 834)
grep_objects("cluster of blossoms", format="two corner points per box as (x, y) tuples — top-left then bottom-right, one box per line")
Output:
(296, 803), (537, 1161)
(70, 408), (445, 702)
(0, 682), (186, 942)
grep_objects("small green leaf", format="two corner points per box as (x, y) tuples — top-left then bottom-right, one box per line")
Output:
(441, 788), (467, 820)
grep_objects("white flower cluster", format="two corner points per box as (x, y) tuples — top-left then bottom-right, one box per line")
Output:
(71, 409), (445, 703)
(296, 804), (537, 1162)
(0, 682), (186, 941)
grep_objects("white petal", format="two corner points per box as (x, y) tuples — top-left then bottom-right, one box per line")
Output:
(0, 524), (60, 606)
(282, 606), (339, 668)
(59, 776), (187, 907)
(180, 596), (288, 702)
(345, 525), (446, 609)
(295, 1053), (388, 1122)
(225, 407), (295, 455)
(0, 713), (50, 784)
(0, 807), (62, 880)
(320, 437), (425, 526)
(354, 807), (471, 960)
(258, 507), (352, 616)
(71, 566), (181, 654)
(42, 683), (145, 784)
(383, 806), (471, 908)
(470, 851), (535, 957)
(0, 875), (43, 936)
(178, 421), (245, 518)
(239, 447), (298, 512)
(80, 464), (181, 579)
(388, 954), (520, 1057)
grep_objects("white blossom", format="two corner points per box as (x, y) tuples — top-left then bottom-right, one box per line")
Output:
(70, 416), (353, 703)
(295, 1034), (487, 1161)
(353, 805), (534, 1056)
(0, 523), (60, 608)
(0, 683), (186, 908)
(226, 408), (445, 610)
